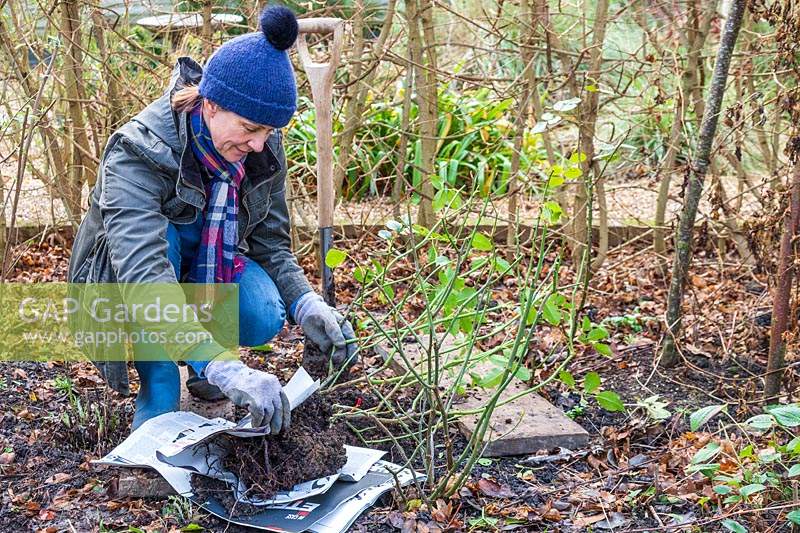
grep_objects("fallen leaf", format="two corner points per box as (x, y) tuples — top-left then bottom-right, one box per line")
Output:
(45, 472), (71, 485)
(106, 500), (125, 511)
(24, 500), (41, 515)
(0, 452), (15, 465)
(49, 493), (77, 512)
(430, 500), (452, 523)
(573, 514), (607, 528)
(690, 275), (707, 288)
(552, 500), (572, 511)
(405, 499), (422, 511)
(423, 521), (442, 533)
(11, 491), (29, 504)
(37, 509), (56, 521)
(387, 511), (407, 529)
(587, 454), (607, 470)
(516, 469), (535, 481)
(541, 507), (561, 521)
(477, 478), (517, 499)
(73, 370), (103, 386)
(34, 387), (53, 401)
(596, 512), (628, 530)
(400, 519), (416, 533)
(504, 504), (536, 521)
(27, 429), (43, 446)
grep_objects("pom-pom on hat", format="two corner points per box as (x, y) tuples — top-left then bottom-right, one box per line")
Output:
(198, 5), (298, 128)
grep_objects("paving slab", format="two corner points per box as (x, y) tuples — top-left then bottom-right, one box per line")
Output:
(112, 469), (176, 499)
(376, 335), (589, 457)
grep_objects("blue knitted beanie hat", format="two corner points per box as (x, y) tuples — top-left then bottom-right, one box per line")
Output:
(198, 6), (298, 128)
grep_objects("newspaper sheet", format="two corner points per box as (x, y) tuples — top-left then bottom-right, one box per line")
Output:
(96, 367), (320, 498)
(93, 367), (423, 531)
(94, 410), (213, 495)
(308, 462), (422, 533)
(195, 461), (424, 533)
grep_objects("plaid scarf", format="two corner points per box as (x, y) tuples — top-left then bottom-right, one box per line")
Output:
(188, 103), (245, 284)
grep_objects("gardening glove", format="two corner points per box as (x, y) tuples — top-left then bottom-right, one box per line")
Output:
(293, 292), (358, 368)
(203, 355), (291, 433)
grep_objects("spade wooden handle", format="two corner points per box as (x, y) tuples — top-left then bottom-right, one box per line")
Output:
(295, 17), (344, 229)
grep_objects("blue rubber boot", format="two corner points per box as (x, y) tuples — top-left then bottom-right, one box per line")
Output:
(131, 361), (180, 430)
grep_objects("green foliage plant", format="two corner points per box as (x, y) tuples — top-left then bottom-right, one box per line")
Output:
(684, 403), (800, 528)
(285, 86), (545, 200)
(321, 175), (628, 503)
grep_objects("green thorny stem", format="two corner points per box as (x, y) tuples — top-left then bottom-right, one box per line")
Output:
(431, 199), (561, 500)
(334, 185), (583, 505)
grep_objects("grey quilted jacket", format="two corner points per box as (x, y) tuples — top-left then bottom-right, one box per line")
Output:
(67, 57), (312, 394)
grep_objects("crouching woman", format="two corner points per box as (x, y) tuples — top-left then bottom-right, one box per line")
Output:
(67, 6), (355, 432)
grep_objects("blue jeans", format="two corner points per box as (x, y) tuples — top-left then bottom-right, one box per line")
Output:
(130, 220), (287, 429)
(132, 219), (287, 374)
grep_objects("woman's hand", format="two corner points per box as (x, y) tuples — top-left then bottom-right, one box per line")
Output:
(204, 356), (291, 432)
(293, 292), (358, 367)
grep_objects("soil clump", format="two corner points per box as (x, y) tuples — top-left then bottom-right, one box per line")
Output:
(193, 394), (347, 507)
(302, 339), (331, 382)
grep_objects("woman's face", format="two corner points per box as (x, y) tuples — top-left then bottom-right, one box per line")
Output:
(202, 100), (274, 163)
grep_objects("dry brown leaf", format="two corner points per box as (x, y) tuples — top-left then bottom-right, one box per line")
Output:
(49, 493), (77, 512)
(37, 509), (56, 521)
(27, 429), (43, 446)
(552, 500), (572, 512)
(476, 478), (517, 499)
(45, 472), (71, 485)
(400, 518), (417, 533)
(586, 454), (607, 470)
(690, 275), (707, 288)
(541, 507), (562, 521)
(720, 440), (737, 458)
(598, 491), (617, 504)
(677, 477), (697, 496)
(483, 502), (503, 516)
(694, 433), (712, 448)
(106, 500), (125, 511)
(501, 504), (536, 520)
(573, 514), (607, 528)
(423, 521), (443, 533)
(0, 452), (15, 465)
(517, 469), (535, 481)
(33, 387), (53, 401)
(387, 511), (406, 528)
(430, 500), (452, 523)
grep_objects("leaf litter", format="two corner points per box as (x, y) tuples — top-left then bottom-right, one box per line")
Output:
(0, 232), (797, 532)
